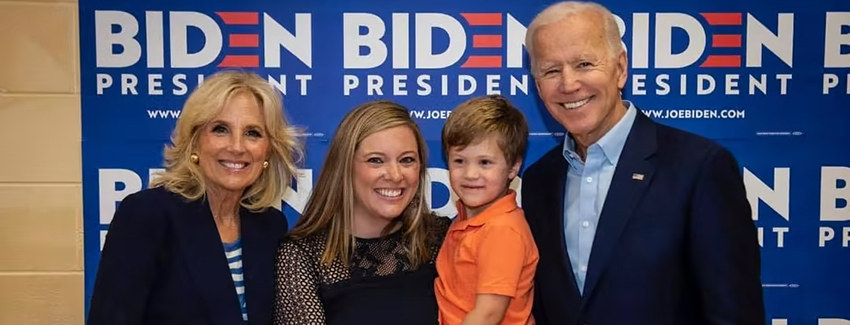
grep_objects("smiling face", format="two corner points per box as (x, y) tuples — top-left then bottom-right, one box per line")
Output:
(532, 11), (628, 148)
(448, 136), (520, 218)
(195, 91), (269, 196)
(351, 125), (421, 233)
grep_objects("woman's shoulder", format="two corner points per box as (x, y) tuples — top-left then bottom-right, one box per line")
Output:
(430, 215), (452, 235)
(111, 187), (182, 222)
(121, 186), (180, 206)
(120, 187), (209, 215)
(105, 187), (182, 240)
(279, 231), (327, 257)
(425, 214), (452, 251)
(245, 206), (287, 231)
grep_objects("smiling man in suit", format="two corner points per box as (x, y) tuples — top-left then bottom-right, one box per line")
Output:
(520, 2), (765, 324)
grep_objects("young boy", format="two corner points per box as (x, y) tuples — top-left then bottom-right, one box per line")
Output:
(435, 95), (539, 325)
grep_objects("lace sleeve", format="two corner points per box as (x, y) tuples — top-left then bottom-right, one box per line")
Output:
(273, 239), (327, 325)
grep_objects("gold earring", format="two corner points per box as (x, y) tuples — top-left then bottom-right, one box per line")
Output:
(262, 161), (269, 169)
(190, 154), (199, 164)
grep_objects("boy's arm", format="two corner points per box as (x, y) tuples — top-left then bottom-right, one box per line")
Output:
(463, 222), (530, 325)
(460, 294), (511, 325)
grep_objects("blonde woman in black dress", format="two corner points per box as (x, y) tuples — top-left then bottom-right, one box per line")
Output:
(273, 101), (450, 325)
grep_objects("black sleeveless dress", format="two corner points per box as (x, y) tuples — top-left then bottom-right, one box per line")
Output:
(273, 217), (451, 325)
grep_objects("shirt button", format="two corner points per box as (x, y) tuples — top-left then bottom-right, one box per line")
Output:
(580, 265), (588, 272)
(581, 220), (590, 228)
(586, 177), (592, 183)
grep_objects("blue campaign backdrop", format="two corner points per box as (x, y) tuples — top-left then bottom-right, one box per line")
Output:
(80, 0), (850, 322)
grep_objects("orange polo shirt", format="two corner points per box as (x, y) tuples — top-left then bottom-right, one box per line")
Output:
(434, 190), (539, 325)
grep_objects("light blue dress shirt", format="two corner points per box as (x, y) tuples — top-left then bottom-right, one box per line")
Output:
(562, 100), (637, 295)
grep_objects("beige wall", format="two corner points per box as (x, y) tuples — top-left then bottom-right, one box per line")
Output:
(0, 0), (84, 323)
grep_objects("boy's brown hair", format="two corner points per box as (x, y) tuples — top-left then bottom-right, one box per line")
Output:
(442, 95), (529, 166)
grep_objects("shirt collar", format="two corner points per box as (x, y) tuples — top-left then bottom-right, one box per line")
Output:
(596, 100), (637, 165)
(562, 136), (582, 170)
(452, 190), (519, 229)
(562, 100), (637, 166)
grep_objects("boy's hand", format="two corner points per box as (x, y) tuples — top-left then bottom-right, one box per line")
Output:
(460, 293), (511, 325)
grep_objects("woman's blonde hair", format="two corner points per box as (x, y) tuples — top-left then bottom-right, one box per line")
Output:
(288, 101), (434, 268)
(151, 70), (301, 210)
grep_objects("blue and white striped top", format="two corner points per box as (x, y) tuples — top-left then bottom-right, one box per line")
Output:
(223, 239), (248, 323)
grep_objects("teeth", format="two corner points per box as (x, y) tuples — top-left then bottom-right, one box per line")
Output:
(376, 189), (402, 198)
(221, 161), (246, 169)
(562, 97), (591, 110)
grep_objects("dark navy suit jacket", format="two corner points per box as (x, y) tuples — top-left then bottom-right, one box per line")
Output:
(88, 186), (287, 325)
(521, 111), (765, 325)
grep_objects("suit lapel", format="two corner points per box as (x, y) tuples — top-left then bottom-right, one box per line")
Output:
(581, 112), (658, 304)
(540, 148), (583, 301)
(241, 209), (276, 325)
(174, 197), (242, 325)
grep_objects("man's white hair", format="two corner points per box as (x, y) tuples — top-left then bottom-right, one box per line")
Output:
(525, 1), (625, 75)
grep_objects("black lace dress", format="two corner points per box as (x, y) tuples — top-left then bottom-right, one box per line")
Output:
(273, 217), (451, 325)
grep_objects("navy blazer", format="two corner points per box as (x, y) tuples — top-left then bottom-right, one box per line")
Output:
(521, 111), (765, 325)
(88, 186), (287, 325)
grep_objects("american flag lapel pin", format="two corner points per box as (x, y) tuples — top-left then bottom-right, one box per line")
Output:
(632, 173), (645, 181)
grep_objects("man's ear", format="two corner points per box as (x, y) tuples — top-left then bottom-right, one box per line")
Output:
(616, 50), (628, 90)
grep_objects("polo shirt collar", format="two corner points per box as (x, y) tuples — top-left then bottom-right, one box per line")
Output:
(452, 190), (519, 230)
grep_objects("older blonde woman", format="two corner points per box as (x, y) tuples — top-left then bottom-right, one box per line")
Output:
(272, 101), (451, 325)
(88, 71), (300, 325)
